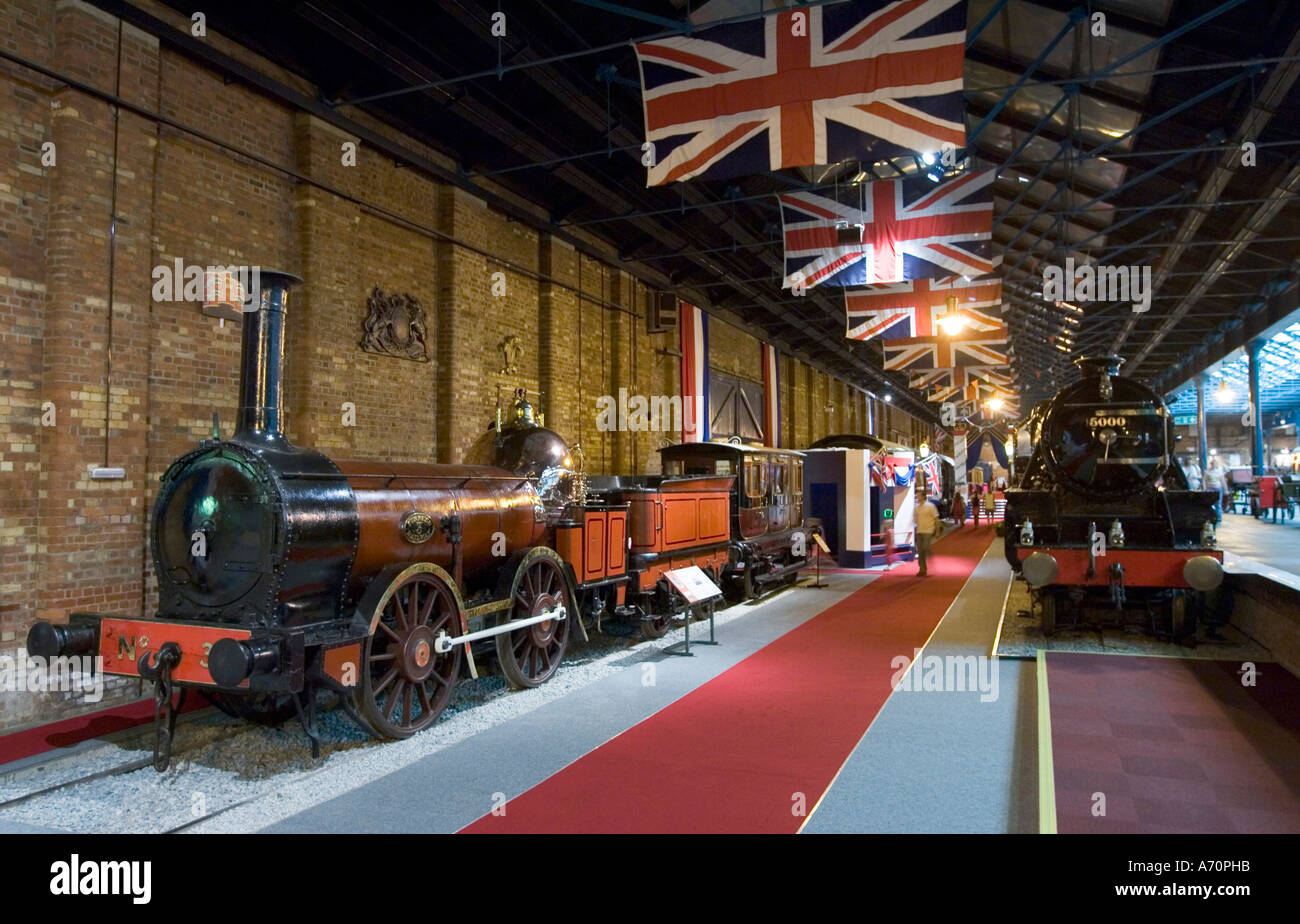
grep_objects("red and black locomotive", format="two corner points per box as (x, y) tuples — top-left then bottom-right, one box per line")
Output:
(27, 271), (813, 768)
(1003, 356), (1224, 640)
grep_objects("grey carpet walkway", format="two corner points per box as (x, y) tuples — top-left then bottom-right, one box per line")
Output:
(801, 543), (1039, 833)
(261, 572), (875, 833)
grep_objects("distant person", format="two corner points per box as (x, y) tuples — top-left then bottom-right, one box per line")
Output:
(1181, 456), (1203, 490)
(984, 486), (996, 520)
(972, 485), (981, 526)
(952, 491), (967, 528)
(1205, 460), (1228, 512)
(914, 488), (941, 577)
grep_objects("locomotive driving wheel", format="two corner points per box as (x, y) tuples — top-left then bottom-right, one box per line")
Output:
(359, 568), (463, 739)
(496, 550), (573, 690)
(641, 579), (675, 639)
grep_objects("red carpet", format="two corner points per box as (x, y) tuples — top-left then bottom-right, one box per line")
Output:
(463, 524), (995, 833)
(0, 695), (207, 766)
(1045, 652), (1300, 833)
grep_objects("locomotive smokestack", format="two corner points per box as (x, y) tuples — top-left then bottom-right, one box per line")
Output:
(235, 270), (302, 441)
(1074, 355), (1124, 377)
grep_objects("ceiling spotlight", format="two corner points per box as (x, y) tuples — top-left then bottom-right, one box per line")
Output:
(987, 397), (1006, 411)
(925, 167), (943, 183)
(884, 393), (893, 403)
(920, 151), (937, 166)
(937, 313), (967, 335)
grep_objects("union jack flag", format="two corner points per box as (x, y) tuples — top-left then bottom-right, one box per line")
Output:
(931, 375), (992, 404)
(782, 169), (995, 289)
(634, 0), (967, 185)
(883, 326), (1009, 371)
(908, 367), (953, 392)
(911, 364), (1011, 402)
(845, 274), (1002, 341)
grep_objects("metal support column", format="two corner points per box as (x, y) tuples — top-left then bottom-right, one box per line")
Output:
(1196, 373), (1209, 473)
(1248, 339), (1265, 475)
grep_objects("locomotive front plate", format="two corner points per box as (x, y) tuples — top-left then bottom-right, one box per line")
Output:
(98, 618), (253, 687)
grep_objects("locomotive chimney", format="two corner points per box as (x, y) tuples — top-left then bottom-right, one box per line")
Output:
(235, 270), (302, 442)
(1074, 355), (1124, 377)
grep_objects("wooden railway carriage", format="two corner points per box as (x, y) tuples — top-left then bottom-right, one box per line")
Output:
(1003, 357), (1224, 640)
(576, 473), (734, 637)
(659, 442), (811, 598)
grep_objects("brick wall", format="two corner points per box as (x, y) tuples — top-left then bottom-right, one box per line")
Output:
(0, 0), (932, 731)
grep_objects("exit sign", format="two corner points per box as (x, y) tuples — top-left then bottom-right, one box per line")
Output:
(1174, 415), (1196, 426)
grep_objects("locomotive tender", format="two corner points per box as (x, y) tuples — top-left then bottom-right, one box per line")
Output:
(26, 271), (812, 769)
(1003, 357), (1224, 639)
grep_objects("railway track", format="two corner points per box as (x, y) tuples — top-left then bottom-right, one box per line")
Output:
(0, 712), (253, 814)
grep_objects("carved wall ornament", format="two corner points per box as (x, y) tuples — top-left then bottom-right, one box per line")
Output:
(499, 334), (522, 375)
(360, 287), (429, 362)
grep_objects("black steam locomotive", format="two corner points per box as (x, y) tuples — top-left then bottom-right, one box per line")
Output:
(28, 273), (588, 768)
(1003, 357), (1224, 640)
(26, 271), (815, 770)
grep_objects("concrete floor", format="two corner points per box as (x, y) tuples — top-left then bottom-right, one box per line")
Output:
(1217, 511), (1300, 576)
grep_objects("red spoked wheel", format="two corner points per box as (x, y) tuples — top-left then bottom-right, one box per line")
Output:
(359, 569), (463, 739)
(496, 550), (573, 689)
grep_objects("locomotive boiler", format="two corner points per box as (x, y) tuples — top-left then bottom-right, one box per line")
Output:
(27, 272), (579, 767)
(1002, 356), (1223, 640)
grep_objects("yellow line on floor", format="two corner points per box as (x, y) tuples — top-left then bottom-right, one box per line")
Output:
(1036, 649), (1057, 835)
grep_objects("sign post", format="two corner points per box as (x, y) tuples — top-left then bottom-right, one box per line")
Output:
(810, 531), (831, 587)
(662, 566), (723, 656)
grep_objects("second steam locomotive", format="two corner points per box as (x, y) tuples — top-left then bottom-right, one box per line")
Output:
(1003, 357), (1224, 640)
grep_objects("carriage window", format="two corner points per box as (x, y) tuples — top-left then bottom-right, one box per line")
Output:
(715, 460), (732, 475)
(664, 459), (683, 476)
(773, 462), (786, 495)
(744, 458), (766, 499)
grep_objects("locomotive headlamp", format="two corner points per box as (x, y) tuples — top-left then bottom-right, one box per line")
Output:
(1019, 519), (1035, 547)
(1108, 519), (1126, 549)
(1200, 521), (1216, 549)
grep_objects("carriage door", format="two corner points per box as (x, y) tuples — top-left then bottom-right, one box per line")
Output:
(741, 456), (767, 538)
(770, 460), (790, 532)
